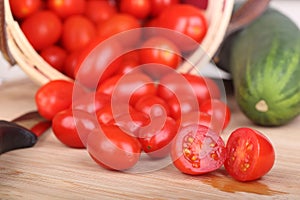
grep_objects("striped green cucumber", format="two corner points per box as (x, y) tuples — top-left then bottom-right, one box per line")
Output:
(224, 8), (300, 126)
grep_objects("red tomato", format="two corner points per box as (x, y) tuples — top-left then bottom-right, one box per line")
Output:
(52, 109), (98, 148)
(87, 125), (141, 171)
(72, 91), (111, 114)
(47, 0), (86, 19)
(120, 0), (151, 19)
(168, 95), (199, 120)
(176, 111), (221, 134)
(224, 128), (275, 182)
(149, 0), (179, 17)
(63, 50), (82, 79)
(134, 95), (170, 117)
(40, 45), (67, 72)
(98, 72), (157, 105)
(61, 15), (96, 52)
(171, 124), (226, 175)
(35, 80), (74, 120)
(115, 50), (141, 75)
(9, 0), (42, 19)
(96, 14), (141, 47)
(138, 116), (178, 158)
(181, 0), (208, 10)
(85, 0), (117, 24)
(157, 4), (207, 51)
(21, 10), (62, 51)
(200, 99), (231, 131)
(139, 36), (182, 79)
(74, 37), (123, 89)
(113, 110), (150, 137)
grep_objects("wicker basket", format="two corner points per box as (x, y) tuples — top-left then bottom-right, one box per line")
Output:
(1, 0), (234, 86)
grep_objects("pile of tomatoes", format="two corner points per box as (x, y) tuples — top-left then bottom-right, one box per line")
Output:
(11, 0), (275, 182)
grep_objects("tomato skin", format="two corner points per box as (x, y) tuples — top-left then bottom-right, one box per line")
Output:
(87, 125), (141, 171)
(35, 80), (74, 120)
(157, 4), (207, 51)
(150, 0), (179, 17)
(138, 116), (178, 159)
(47, 0), (86, 19)
(61, 15), (96, 52)
(171, 124), (226, 175)
(96, 14), (141, 47)
(139, 36), (182, 79)
(40, 45), (67, 72)
(21, 10), (62, 51)
(9, 0), (42, 19)
(181, 0), (208, 10)
(85, 0), (117, 24)
(115, 51), (141, 75)
(200, 99), (231, 131)
(120, 0), (151, 19)
(224, 128), (275, 182)
(168, 96), (199, 120)
(134, 95), (171, 117)
(52, 109), (97, 148)
(63, 50), (82, 79)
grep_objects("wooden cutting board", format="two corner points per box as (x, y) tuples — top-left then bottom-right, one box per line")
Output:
(0, 78), (300, 199)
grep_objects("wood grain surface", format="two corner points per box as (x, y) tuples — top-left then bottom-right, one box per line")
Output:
(0, 78), (300, 200)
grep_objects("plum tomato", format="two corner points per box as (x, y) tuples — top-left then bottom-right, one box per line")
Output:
(61, 15), (97, 52)
(52, 109), (98, 148)
(35, 80), (74, 120)
(224, 128), (275, 182)
(120, 0), (151, 19)
(149, 0), (179, 17)
(171, 124), (226, 175)
(87, 125), (141, 171)
(72, 91), (111, 114)
(96, 13), (141, 48)
(40, 45), (67, 72)
(139, 36), (182, 79)
(156, 4), (207, 52)
(9, 0), (42, 19)
(21, 10), (62, 51)
(85, 0), (117, 24)
(47, 0), (86, 19)
(134, 95), (171, 117)
(138, 116), (178, 159)
(200, 99), (231, 131)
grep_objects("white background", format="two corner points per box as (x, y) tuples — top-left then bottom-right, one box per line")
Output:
(1, 0), (300, 83)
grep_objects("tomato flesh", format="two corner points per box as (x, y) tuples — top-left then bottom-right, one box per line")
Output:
(224, 128), (275, 182)
(171, 124), (226, 175)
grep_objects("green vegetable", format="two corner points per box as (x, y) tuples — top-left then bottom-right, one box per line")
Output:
(217, 8), (300, 126)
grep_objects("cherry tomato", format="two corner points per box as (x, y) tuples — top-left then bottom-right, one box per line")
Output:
(72, 91), (111, 114)
(63, 50), (82, 79)
(168, 95), (199, 120)
(134, 95), (170, 117)
(61, 15), (96, 52)
(47, 0), (86, 19)
(224, 128), (275, 182)
(176, 111), (221, 134)
(139, 36), (182, 79)
(21, 10), (62, 51)
(181, 0), (208, 10)
(40, 45), (67, 72)
(74, 37), (123, 89)
(87, 125), (141, 171)
(200, 99), (231, 131)
(157, 4), (207, 51)
(115, 50), (141, 75)
(35, 80), (74, 120)
(52, 109), (98, 148)
(149, 0), (179, 17)
(98, 72), (157, 105)
(96, 13), (141, 47)
(9, 0), (42, 19)
(85, 0), (117, 24)
(171, 124), (226, 175)
(120, 0), (151, 19)
(138, 116), (178, 158)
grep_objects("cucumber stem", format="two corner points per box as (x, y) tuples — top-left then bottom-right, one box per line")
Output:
(255, 100), (269, 112)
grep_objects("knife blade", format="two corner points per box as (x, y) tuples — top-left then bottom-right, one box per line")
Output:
(0, 111), (51, 154)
